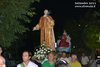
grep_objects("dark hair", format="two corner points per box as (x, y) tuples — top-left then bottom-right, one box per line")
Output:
(47, 51), (56, 56)
(55, 60), (69, 67)
(62, 51), (67, 54)
(22, 51), (32, 57)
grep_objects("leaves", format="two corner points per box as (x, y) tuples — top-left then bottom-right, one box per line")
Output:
(82, 9), (100, 50)
(83, 25), (100, 50)
(0, 0), (39, 47)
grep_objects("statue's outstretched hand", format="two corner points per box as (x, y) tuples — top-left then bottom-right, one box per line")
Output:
(32, 27), (36, 31)
(32, 24), (39, 31)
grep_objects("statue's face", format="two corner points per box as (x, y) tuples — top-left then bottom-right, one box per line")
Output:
(44, 9), (49, 15)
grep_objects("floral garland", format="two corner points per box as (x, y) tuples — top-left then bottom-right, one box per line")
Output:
(33, 44), (53, 62)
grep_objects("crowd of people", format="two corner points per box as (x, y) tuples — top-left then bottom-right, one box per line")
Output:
(17, 51), (90, 67)
(0, 45), (97, 67)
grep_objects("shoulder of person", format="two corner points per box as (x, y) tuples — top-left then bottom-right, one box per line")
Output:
(17, 64), (21, 67)
(42, 60), (48, 67)
(30, 61), (38, 67)
(42, 60), (48, 64)
(77, 61), (82, 65)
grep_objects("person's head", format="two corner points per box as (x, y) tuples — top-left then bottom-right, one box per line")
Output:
(0, 46), (3, 55)
(44, 9), (49, 15)
(22, 51), (32, 62)
(55, 60), (69, 67)
(0, 56), (6, 67)
(47, 51), (56, 62)
(82, 53), (85, 56)
(71, 54), (77, 62)
(61, 51), (67, 58)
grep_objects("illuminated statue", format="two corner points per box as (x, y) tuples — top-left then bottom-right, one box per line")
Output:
(33, 9), (55, 50)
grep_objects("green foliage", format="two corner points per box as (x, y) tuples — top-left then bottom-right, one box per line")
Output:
(83, 25), (100, 50)
(0, 0), (39, 47)
(82, 9), (100, 50)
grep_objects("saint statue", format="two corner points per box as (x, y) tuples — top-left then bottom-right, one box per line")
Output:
(57, 30), (71, 52)
(58, 30), (71, 48)
(33, 9), (55, 50)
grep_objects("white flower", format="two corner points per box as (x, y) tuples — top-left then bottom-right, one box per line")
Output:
(42, 47), (44, 49)
(42, 44), (45, 46)
(37, 56), (40, 60)
(44, 51), (46, 54)
(34, 55), (36, 57)
(37, 51), (39, 54)
(42, 49), (44, 52)
(39, 51), (41, 53)
(39, 48), (41, 50)
(50, 49), (52, 51)
(45, 49), (47, 51)
(48, 51), (50, 53)
(41, 51), (43, 54)
(34, 52), (36, 55)
(36, 49), (38, 51)
(44, 49), (46, 51)
(42, 55), (45, 57)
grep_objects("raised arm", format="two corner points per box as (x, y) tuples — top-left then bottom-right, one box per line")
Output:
(33, 17), (42, 31)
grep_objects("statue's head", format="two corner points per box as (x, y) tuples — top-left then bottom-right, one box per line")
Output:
(44, 9), (49, 15)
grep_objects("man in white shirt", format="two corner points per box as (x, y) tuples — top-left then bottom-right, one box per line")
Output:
(81, 53), (89, 67)
(17, 51), (38, 67)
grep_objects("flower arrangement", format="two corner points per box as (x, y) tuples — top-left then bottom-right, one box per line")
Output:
(33, 44), (53, 62)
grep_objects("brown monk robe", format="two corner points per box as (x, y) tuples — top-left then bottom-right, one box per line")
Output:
(33, 9), (55, 50)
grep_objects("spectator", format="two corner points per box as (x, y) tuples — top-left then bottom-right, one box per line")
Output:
(81, 53), (89, 67)
(42, 51), (56, 67)
(17, 51), (38, 67)
(69, 54), (82, 67)
(0, 56), (6, 67)
(60, 51), (70, 63)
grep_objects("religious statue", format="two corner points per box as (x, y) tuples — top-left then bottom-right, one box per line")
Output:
(57, 30), (71, 52)
(33, 9), (55, 50)
(58, 30), (69, 48)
